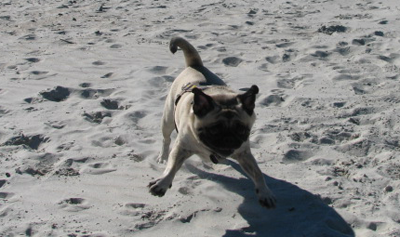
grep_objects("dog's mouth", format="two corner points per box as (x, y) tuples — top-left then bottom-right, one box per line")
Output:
(199, 134), (241, 158)
(212, 147), (234, 157)
(209, 151), (230, 164)
(199, 138), (235, 163)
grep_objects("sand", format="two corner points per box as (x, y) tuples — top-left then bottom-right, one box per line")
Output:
(0, 0), (400, 236)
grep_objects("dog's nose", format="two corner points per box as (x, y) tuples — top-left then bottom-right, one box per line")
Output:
(221, 111), (235, 119)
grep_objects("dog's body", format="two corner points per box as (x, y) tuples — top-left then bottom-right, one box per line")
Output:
(148, 37), (276, 208)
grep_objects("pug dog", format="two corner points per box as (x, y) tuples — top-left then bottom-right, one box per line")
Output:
(148, 37), (276, 208)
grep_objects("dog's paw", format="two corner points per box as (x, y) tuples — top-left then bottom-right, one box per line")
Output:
(156, 152), (168, 164)
(156, 155), (167, 164)
(256, 189), (277, 209)
(148, 179), (171, 197)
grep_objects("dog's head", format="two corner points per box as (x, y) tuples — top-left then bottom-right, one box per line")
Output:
(192, 85), (259, 157)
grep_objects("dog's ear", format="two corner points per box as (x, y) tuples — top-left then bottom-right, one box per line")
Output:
(237, 85), (259, 115)
(192, 88), (214, 117)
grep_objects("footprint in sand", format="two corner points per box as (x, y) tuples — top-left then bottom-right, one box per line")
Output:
(259, 93), (286, 107)
(119, 203), (146, 216)
(0, 106), (9, 117)
(258, 63), (269, 72)
(28, 70), (56, 80)
(30, 71), (48, 76)
(289, 132), (315, 143)
(80, 88), (114, 99)
(101, 99), (120, 110)
(54, 157), (88, 176)
(332, 67), (362, 81)
(381, 163), (400, 180)
(351, 79), (377, 95)
(332, 102), (346, 108)
(24, 58), (40, 63)
(276, 41), (295, 48)
(222, 57), (243, 67)
(277, 74), (312, 89)
(335, 139), (372, 157)
(82, 111), (112, 124)
(92, 60), (106, 66)
(79, 82), (92, 88)
(127, 110), (147, 127)
(110, 44), (122, 49)
(377, 53), (400, 64)
(46, 121), (66, 130)
(133, 208), (170, 231)
(282, 149), (314, 164)
(58, 197), (91, 212)
(351, 38), (372, 46)
(316, 129), (359, 146)
(177, 176), (203, 196)
(282, 49), (297, 62)
(318, 25), (347, 35)
(311, 50), (331, 60)
(19, 34), (36, 41)
(81, 162), (116, 175)
(265, 55), (280, 64)
(148, 66), (169, 75)
(334, 42), (353, 56)
(198, 43), (214, 50)
(65, 157), (90, 166)
(40, 86), (71, 102)
(54, 168), (80, 177)
(0, 192), (14, 200)
(1, 134), (49, 150)
(277, 78), (297, 89)
(349, 107), (376, 117)
(15, 153), (58, 177)
(101, 72), (113, 78)
(0, 180), (7, 188)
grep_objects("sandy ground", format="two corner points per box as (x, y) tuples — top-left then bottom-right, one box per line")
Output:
(1, 0), (400, 236)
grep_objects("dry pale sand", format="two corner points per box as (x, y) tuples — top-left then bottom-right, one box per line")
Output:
(1, 0), (400, 236)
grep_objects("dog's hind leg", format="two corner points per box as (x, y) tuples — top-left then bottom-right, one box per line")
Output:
(149, 142), (192, 197)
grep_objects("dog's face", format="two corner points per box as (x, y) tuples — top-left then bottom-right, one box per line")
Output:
(192, 85), (259, 157)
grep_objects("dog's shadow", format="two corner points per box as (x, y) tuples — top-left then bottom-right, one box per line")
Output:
(185, 160), (355, 237)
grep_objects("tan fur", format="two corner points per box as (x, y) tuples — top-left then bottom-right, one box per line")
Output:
(148, 37), (276, 209)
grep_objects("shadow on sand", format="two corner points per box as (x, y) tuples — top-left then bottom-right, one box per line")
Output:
(185, 160), (354, 237)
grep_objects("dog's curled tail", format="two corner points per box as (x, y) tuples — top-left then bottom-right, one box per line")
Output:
(170, 37), (203, 67)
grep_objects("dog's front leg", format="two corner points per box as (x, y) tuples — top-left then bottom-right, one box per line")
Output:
(233, 150), (277, 209)
(149, 143), (192, 197)
(157, 101), (176, 163)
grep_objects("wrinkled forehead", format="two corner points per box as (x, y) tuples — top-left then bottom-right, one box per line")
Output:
(209, 94), (250, 121)
(211, 94), (239, 108)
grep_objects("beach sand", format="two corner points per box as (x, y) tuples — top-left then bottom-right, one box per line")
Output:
(0, 0), (400, 236)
